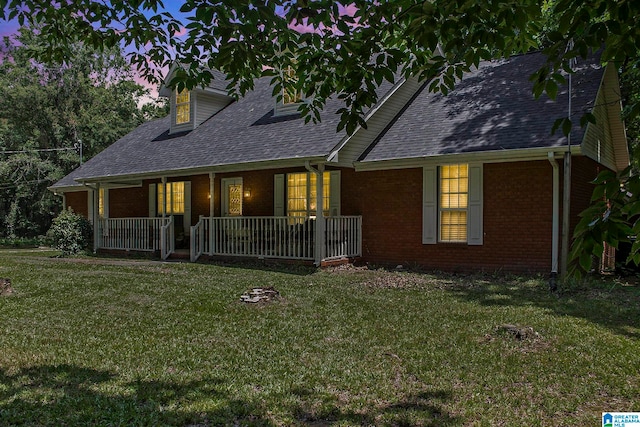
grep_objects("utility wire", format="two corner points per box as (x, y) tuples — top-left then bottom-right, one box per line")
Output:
(0, 147), (77, 154)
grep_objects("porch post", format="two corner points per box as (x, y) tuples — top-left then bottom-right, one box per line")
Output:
(209, 172), (215, 254)
(314, 164), (325, 265)
(93, 183), (100, 253)
(161, 176), (167, 219)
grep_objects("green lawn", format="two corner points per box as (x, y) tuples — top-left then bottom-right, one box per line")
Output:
(0, 249), (638, 426)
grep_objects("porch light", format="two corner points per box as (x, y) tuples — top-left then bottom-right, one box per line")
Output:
(244, 188), (251, 198)
(207, 193), (211, 199)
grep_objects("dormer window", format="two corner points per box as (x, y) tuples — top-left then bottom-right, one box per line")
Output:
(175, 89), (191, 124)
(282, 66), (302, 105)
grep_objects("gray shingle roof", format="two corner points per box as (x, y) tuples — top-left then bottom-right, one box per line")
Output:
(358, 51), (603, 163)
(53, 76), (396, 187)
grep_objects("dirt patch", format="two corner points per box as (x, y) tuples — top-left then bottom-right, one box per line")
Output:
(480, 324), (552, 354)
(240, 287), (281, 304)
(1, 278), (14, 296)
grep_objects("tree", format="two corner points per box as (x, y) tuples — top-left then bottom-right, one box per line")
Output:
(1, 1), (639, 274)
(1, 1), (638, 131)
(0, 27), (162, 238)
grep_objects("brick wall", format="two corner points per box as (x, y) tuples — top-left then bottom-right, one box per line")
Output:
(61, 156), (601, 272)
(65, 191), (88, 218)
(344, 157), (599, 273)
(109, 185), (148, 218)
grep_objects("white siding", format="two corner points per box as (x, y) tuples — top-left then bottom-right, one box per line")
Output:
(336, 76), (423, 165)
(195, 92), (232, 126)
(169, 89), (232, 135)
(581, 65), (629, 171)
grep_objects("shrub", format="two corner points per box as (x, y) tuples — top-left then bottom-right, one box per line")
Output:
(47, 209), (93, 256)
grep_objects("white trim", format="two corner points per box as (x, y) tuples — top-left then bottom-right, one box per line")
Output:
(355, 146), (584, 171)
(328, 76), (410, 161)
(467, 163), (483, 246)
(221, 177), (243, 216)
(149, 183), (156, 217)
(422, 166), (437, 244)
(274, 174), (285, 216)
(74, 157), (330, 185)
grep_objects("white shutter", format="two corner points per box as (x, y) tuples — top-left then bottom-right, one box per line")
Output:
(329, 170), (341, 217)
(274, 174), (285, 216)
(467, 163), (483, 245)
(422, 166), (437, 244)
(184, 181), (192, 235)
(149, 183), (156, 217)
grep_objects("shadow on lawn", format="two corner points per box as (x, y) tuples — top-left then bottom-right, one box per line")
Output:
(0, 364), (273, 426)
(0, 364), (460, 426)
(288, 386), (460, 426)
(443, 276), (640, 339)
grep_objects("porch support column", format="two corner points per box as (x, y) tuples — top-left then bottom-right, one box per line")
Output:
(306, 161), (325, 266)
(209, 172), (215, 217)
(161, 176), (167, 219)
(93, 183), (100, 253)
(209, 172), (215, 255)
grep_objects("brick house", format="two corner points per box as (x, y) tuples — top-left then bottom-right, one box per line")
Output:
(50, 51), (628, 273)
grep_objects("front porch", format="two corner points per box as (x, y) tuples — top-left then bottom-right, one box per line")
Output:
(96, 215), (362, 264)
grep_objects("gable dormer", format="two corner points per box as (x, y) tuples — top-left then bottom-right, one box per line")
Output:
(274, 65), (306, 116)
(160, 64), (234, 134)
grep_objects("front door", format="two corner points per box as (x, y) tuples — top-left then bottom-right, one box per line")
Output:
(151, 181), (191, 249)
(222, 178), (243, 216)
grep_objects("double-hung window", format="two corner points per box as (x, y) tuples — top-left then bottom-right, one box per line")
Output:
(423, 163), (483, 245)
(158, 182), (185, 215)
(282, 66), (302, 105)
(440, 164), (468, 242)
(175, 89), (190, 124)
(287, 172), (330, 218)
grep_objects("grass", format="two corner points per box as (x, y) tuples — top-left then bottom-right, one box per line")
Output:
(0, 249), (639, 426)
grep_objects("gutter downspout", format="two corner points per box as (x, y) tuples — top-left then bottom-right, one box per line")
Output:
(548, 152), (560, 291)
(305, 161), (325, 266)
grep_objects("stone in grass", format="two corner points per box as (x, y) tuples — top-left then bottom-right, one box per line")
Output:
(0, 278), (13, 296)
(240, 287), (280, 304)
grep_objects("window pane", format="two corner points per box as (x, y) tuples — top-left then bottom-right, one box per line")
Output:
(287, 171), (331, 217)
(441, 211), (467, 241)
(227, 183), (242, 216)
(172, 182), (185, 214)
(157, 182), (186, 215)
(176, 90), (190, 124)
(283, 66), (302, 104)
(98, 188), (105, 217)
(440, 164), (469, 241)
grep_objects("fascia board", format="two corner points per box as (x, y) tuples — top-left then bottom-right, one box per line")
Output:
(354, 146), (584, 171)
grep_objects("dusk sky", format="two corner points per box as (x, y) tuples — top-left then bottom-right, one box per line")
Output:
(0, 4), (190, 100)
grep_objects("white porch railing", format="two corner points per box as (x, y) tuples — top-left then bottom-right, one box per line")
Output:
(190, 215), (362, 262)
(98, 217), (171, 252)
(160, 216), (175, 260)
(324, 216), (362, 260)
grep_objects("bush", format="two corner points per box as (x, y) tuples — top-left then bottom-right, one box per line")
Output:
(0, 237), (42, 248)
(47, 209), (93, 256)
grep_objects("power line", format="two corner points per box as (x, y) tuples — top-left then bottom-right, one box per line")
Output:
(0, 147), (77, 154)
(0, 178), (52, 191)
